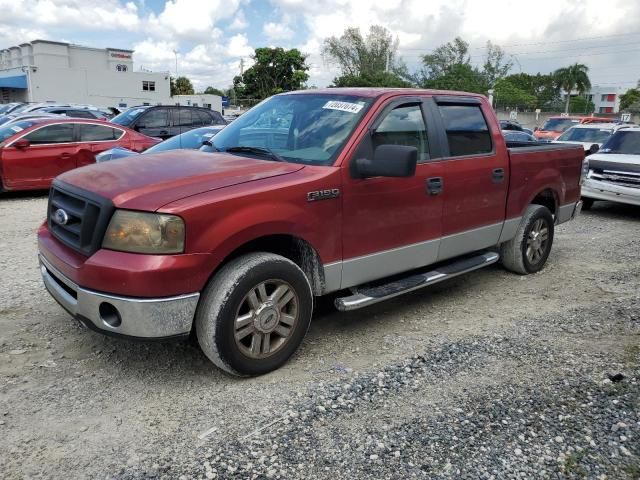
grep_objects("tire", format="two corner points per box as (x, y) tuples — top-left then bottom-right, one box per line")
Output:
(195, 252), (313, 376)
(500, 204), (555, 275)
(581, 197), (594, 210)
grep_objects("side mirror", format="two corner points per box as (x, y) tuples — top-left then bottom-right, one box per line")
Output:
(133, 125), (142, 131)
(534, 126), (539, 131)
(588, 144), (600, 155)
(13, 139), (30, 149)
(354, 144), (417, 179)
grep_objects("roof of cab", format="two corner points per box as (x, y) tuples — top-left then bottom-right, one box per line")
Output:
(282, 87), (487, 99)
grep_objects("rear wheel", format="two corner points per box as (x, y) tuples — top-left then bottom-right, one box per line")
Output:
(500, 204), (555, 275)
(196, 252), (313, 376)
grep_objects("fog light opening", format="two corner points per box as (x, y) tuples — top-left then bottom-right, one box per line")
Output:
(99, 302), (122, 328)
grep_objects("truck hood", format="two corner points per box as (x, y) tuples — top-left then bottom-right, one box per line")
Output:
(552, 140), (603, 151)
(58, 150), (305, 210)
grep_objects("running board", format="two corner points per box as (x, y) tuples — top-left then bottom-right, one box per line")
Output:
(334, 251), (500, 312)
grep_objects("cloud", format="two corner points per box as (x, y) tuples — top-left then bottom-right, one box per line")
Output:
(228, 10), (248, 31)
(0, 0), (141, 31)
(263, 21), (294, 41)
(147, 0), (241, 42)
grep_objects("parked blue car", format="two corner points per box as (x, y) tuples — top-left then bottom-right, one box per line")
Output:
(96, 125), (225, 162)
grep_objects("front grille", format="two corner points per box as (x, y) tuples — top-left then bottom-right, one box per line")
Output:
(48, 181), (115, 256)
(590, 169), (640, 189)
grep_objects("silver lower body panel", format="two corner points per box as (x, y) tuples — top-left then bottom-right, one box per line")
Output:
(39, 254), (199, 339)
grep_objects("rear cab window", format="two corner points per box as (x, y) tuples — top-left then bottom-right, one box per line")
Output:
(437, 103), (492, 157)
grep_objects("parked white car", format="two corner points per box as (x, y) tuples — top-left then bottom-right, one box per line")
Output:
(582, 126), (640, 208)
(553, 123), (618, 154)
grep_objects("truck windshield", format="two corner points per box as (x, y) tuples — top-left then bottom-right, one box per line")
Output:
(557, 127), (612, 143)
(202, 94), (373, 165)
(600, 131), (640, 155)
(541, 118), (580, 132)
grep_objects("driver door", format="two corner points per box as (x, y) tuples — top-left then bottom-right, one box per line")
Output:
(2, 123), (78, 190)
(340, 97), (445, 289)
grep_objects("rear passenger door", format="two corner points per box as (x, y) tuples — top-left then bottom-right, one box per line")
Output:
(340, 98), (446, 288)
(135, 108), (170, 139)
(77, 123), (126, 165)
(428, 97), (509, 261)
(173, 107), (194, 136)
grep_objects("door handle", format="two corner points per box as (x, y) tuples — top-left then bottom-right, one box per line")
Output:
(60, 153), (72, 159)
(159, 130), (168, 136)
(426, 177), (443, 195)
(492, 168), (505, 183)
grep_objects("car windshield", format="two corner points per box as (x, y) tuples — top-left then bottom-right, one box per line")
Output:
(557, 127), (612, 143)
(0, 121), (35, 143)
(201, 94), (373, 165)
(147, 127), (223, 153)
(599, 131), (640, 155)
(541, 118), (579, 132)
(111, 106), (149, 126)
(0, 104), (14, 114)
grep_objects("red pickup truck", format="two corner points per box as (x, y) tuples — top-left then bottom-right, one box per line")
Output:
(37, 88), (586, 376)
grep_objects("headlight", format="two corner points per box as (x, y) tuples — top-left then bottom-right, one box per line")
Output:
(102, 210), (185, 254)
(580, 158), (589, 186)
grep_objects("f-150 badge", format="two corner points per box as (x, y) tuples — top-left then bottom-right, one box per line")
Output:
(307, 189), (340, 202)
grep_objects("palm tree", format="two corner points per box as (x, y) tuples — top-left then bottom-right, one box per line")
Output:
(554, 64), (592, 113)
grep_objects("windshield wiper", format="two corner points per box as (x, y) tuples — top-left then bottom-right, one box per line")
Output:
(225, 146), (285, 162)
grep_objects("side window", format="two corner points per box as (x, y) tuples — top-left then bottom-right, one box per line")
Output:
(79, 124), (121, 141)
(373, 104), (429, 161)
(175, 108), (193, 127)
(137, 108), (168, 128)
(438, 104), (492, 157)
(196, 110), (213, 125)
(209, 111), (225, 125)
(24, 124), (74, 145)
(69, 110), (95, 119)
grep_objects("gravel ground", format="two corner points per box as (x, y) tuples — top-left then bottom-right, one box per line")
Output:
(0, 192), (638, 479)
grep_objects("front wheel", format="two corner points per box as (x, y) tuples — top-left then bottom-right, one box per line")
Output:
(500, 204), (555, 275)
(581, 197), (594, 210)
(195, 252), (313, 376)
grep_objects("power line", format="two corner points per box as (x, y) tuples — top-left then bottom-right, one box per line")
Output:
(400, 31), (640, 52)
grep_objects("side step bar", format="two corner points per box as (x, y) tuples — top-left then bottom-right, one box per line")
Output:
(334, 251), (500, 312)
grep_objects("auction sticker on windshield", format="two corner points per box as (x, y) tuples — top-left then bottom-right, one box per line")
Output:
(322, 101), (364, 114)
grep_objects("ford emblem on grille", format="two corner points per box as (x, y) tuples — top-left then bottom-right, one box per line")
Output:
(52, 208), (70, 225)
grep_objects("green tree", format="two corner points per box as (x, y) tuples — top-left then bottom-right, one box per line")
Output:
(481, 41), (512, 86)
(233, 47), (309, 100)
(620, 88), (640, 112)
(171, 76), (195, 95)
(420, 37), (470, 80)
(554, 63), (592, 113)
(501, 73), (561, 107)
(493, 78), (536, 108)
(332, 71), (411, 88)
(568, 96), (595, 114)
(424, 63), (488, 94)
(203, 86), (225, 96)
(323, 25), (408, 87)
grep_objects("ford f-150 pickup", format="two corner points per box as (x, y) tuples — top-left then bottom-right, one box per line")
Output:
(37, 88), (586, 376)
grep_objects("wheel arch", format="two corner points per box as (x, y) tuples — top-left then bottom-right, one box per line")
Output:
(207, 233), (327, 297)
(529, 187), (559, 218)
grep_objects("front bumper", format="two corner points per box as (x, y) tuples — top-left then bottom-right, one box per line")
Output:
(40, 254), (199, 339)
(582, 179), (640, 207)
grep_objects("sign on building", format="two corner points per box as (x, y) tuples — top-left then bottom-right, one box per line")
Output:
(621, 113), (631, 122)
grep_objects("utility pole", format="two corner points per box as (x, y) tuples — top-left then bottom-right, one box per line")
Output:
(240, 58), (244, 76)
(173, 49), (178, 77)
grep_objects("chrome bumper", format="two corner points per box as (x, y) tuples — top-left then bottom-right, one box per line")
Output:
(582, 179), (640, 207)
(39, 255), (199, 339)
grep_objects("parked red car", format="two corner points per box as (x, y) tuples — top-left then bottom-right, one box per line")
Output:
(0, 118), (159, 191)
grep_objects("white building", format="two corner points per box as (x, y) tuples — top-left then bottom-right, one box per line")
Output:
(0, 39), (221, 112)
(586, 85), (625, 114)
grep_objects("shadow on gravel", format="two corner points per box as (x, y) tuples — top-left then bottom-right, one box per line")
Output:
(583, 201), (640, 221)
(0, 189), (49, 200)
